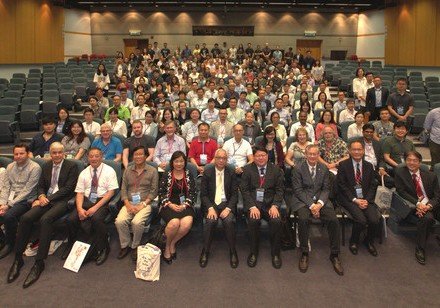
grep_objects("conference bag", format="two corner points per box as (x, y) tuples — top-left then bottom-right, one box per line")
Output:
(134, 243), (161, 282)
(374, 175), (395, 211)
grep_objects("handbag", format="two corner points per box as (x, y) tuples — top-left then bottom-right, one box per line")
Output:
(280, 214), (296, 251)
(147, 224), (167, 251)
(134, 243), (161, 281)
(374, 175), (395, 211)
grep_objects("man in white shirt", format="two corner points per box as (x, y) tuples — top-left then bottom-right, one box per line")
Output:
(201, 98), (219, 124)
(82, 108), (101, 137)
(186, 82), (199, 102)
(222, 124), (254, 175)
(338, 99), (356, 124)
(333, 91), (347, 122)
(65, 148), (119, 265)
(290, 111), (315, 141)
(313, 82), (331, 101)
(130, 94), (150, 124)
(181, 109), (203, 147)
(204, 81), (218, 100)
(120, 89), (134, 111)
(191, 88), (208, 110)
(357, 72), (374, 109)
(227, 98), (245, 124)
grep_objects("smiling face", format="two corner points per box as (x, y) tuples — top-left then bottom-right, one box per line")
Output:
(172, 156), (185, 171)
(349, 141), (364, 162)
(254, 149), (268, 167)
(13, 146), (28, 165)
(406, 153), (421, 173)
(71, 123), (83, 136)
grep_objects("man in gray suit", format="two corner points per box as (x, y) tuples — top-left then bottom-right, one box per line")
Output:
(291, 144), (343, 275)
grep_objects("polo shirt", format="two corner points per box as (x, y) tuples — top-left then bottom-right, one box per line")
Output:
(387, 92), (414, 116)
(223, 137), (253, 167)
(123, 135), (155, 161)
(29, 133), (63, 158)
(104, 105), (131, 121)
(382, 136), (415, 164)
(188, 138), (218, 165)
(91, 136), (123, 160)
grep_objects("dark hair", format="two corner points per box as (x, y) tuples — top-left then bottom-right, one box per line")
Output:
(13, 143), (30, 153)
(396, 77), (407, 84)
(88, 96), (98, 103)
(262, 126), (278, 145)
(161, 107), (175, 122)
(190, 108), (201, 118)
(58, 107), (70, 119)
(354, 111), (364, 118)
(349, 139), (364, 149)
(394, 121), (407, 129)
(42, 117), (56, 125)
(362, 123), (375, 131)
(404, 150), (422, 162)
(198, 122), (209, 130)
(300, 101), (312, 113)
(355, 67), (364, 77)
(96, 62), (108, 76)
(108, 108), (119, 116)
(318, 92), (327, 101)
(319, 110), (336, 124)
(170, 151), (187, 171)
(253, 145), (268, 155)
(145, 110), (156, 119)
(67, 119), (86, 144)
(83, 107), (94, 115)
(270, 111), (280, 122)
(132, 145), (146, 155)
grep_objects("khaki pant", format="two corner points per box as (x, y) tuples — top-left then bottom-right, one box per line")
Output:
(115, 205), (152, 249)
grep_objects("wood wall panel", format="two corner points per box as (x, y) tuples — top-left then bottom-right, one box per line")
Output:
(414, 0), (436, 66)
(385, 6), (399, 65)
(436, 3), (440, 65)
(0, 0), (63, 64)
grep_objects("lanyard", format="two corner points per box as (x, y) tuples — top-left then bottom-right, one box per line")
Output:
(232, 141), (242, 155)
(166, 138), (174, 154)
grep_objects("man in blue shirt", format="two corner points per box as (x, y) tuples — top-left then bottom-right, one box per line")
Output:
(91, 123), (123, 161)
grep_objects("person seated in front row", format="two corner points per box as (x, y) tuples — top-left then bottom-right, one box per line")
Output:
(115, 146), (159, 262)
(222, 123), (254, 176)
(7, 142), (79, 288)
(122, 120), (155, 169)
(0, 144), (41, 260)
(199, 149), (239, 268)
(240, 146), (284, 269)
(91, 123), (123, 162)
(153, 120), (186, 171)
(188, 123), (218, 175)
(28, 117), (64, 159)
(317, 126), (349, 174)
(337, 140), (380, 257)
(63, 148), (119, 265)
(158, 151), (197, 264)
(382, 121), (415, 175)
(394, 151), (440, 265)
(291, 144), (343, 275)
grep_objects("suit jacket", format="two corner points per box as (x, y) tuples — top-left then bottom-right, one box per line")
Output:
(209, 120), (234, 139)
(291, 161), (330, 211)
(360, 138), (385, 169)
(37, 159), (79, 203)
(238, 120), (262, 144)
(337, 158), (377, 205)
(240, 162), (284, 211)
(293, 53), (304, 66)
(366, 87), (390, 113)
(200, 165), (238, 214)
(394, 166), (440, 209)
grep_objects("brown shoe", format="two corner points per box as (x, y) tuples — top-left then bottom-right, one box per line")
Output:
(330, 255), (344, 276)
(299, 253), (308, 273)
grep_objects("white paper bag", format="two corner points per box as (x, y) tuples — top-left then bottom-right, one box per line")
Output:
(134, 243), (161, 281)
(375, 176), (395, 210)
(63, 241), (90, 273)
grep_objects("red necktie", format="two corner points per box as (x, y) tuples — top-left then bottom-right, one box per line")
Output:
(412, 173), (424, 199)
(355, 163), (362, 185)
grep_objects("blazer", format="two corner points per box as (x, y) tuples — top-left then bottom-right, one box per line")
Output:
(360, 138), (385, 169)
(238, 120), (262, 144)
(291, 161), (330, 211)
(37, 159), (79, 203)
(337, 158), (377, 205)
(209, 120), (234, 139)
(200, 165), (239, 214)
(365, 87), (390, 113)
(240, 162), (284, 211)
(394, 166), (440, 209)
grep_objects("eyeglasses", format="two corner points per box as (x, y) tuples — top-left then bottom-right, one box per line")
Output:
(215, 156), (227, 160)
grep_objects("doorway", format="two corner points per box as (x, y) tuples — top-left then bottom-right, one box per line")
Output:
(296, 39), (322, 60)
(123, 39), (149, 58)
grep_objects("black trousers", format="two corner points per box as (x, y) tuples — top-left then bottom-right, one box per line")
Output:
(297, 205), (340, 255)
(340, 200), (380, 245)
(0, 201), (31, 246)
(67, 198), (109, 252)
(15, 200), (68, 261)
(408, 211), (436, 250)
(203, 209), (236, 252)
(247, 207), (282, 256)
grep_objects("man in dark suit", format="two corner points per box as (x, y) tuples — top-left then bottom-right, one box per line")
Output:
(394, 151), (440, 265)
(365, 75), (390, 121)
(337, 140), (380, 256)
(293, 49), (304, 67)
(291, 144), (343, 275)
(199, 149), (239, 268)
(241, 146), (284, 269)
(239, 112), (262, 145)
(7, 142), (79, 288)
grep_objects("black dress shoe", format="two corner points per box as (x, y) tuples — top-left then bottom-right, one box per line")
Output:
(247, 253), (258, 268)
(61, 243), (73, 260)
(23, 262), (45, 289)
(272, 255), (282, 269)
(415, 247), (426, 265)
(7, 259), (24, 283)
(0, 244), (13, 260)
(299, 253), (309, 273)
(199, 250), (209, 268)
(96, 247), (109, 266)
(162, 254), (173, 265)
(171, 252), (177, 260)
(230, 250), (239, 268)
(131, 248), (138, 262)
(330, 255), (344, 276)
(117, 247), (131, 260)
(364, 242), (378, 257)
(349, 243), (358, 255)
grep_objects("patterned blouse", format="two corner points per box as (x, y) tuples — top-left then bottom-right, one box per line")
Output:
(158, 169), (196, 208)
(318, 137), (348, 164)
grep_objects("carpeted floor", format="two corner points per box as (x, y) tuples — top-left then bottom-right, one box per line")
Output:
(1, 222), (440, 307)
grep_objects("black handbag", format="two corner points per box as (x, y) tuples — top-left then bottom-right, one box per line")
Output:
(147, 224), (167, 251)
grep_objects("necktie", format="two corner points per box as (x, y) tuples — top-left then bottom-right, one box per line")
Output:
(260, 167), (265, 176)
(91, 168), (98, 192)
(412, 173), (424, 199)
(311, 166), (315, 180)
(214, 172), (223, 205)
(50, 165), (60, 189)
(355, 163), (362, 185)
